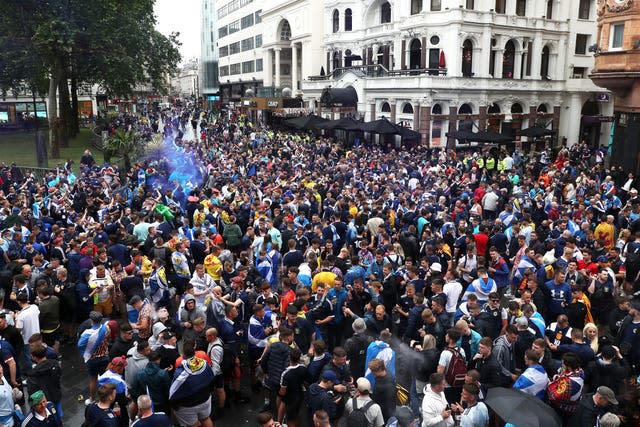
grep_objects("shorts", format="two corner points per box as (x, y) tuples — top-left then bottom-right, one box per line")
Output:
(41, 328), (60, 346)
(214, 373), (224, 388)
(173, 397), (211, 426)
(86, 356), (109, 377)
(284, 400), (302, 420)
(93, 299), (113, 317)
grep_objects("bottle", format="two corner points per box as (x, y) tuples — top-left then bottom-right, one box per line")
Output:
(113, 401), (121, 417)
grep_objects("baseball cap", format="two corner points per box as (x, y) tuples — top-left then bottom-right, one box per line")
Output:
(430, 263), (442, 273)
(596, 386), (618, 405)
(28, 390), (45, 407)
(596, 255), (609, 263)
(321, 370), (338, 383)
(356, 377), (371, 393)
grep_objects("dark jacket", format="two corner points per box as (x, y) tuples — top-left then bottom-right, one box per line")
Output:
(373, 373), (396, 421)
(307, 383), (337, 424)
(306, 352), (331, 385)
(344, 333), (372, 379)
(109, 336), (134, 359)
(261, 341), (291, 389)
(568, 394), (607, 427)
(131, 362), (172, 405)
(27, 359), (62, 404)
(585, 357), (630, 395)
(469, 354), (503, 389)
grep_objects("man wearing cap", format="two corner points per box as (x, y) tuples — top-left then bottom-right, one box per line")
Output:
(344, 377), (384, 427)
(21, 390), (62, 427)
(307, 370), (340, 427)
(78, 311), (110, 404)
(569, 386), (619, 427)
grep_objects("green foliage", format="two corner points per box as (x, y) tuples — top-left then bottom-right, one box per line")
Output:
(105, 129), (143, 171)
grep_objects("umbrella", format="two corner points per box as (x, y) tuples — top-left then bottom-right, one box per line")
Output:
(359, 117), (402, 134)
(439, 50), (446, 68)
(397, 126), (421, 141)
(485, 388), (562, 427)
(519, 125), (556, 138)
(473, 130), (512, 143)
(316, 116), (362, 131)
(284, 114), (328, 130)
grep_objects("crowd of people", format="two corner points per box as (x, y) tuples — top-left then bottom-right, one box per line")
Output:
(0, 103), (638, 427)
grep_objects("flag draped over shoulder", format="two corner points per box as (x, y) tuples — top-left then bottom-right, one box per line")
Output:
(169, 356), (215, 402)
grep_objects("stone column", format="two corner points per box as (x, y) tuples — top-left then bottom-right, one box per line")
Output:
(291, 42), (298, 91)
(494, 49), (504, 78)
(530, 33), (542, 80)
(370, 102), (376, 121)
(480, 28), (492, 77)
(514, 50), (523, 79)
(390, 100), (397, 123)
(274, 48), (282, 87)
(447, 106), (458, 149)
(566, 93), (582, 145)
(479, 105), (488, 131)
(420, 105), (430, 146)
(264, 49), (273, 86)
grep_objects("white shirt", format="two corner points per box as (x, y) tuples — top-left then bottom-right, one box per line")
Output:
(16, 304), (40, 344)
(443, 281), (463, 314)
(421, 384), (454, 427)
(460, 402), (489, 427)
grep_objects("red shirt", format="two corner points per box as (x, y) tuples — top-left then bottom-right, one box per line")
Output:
(473, 233), (489, 257)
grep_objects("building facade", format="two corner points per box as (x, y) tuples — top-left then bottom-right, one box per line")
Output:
(201, 0), (220, 102)
(590, 0), (640, 171)
(301, 0), (612, 148)
(171, 59), (200, 99)
(215, 0), (264, 101)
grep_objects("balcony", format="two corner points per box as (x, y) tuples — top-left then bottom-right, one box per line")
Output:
(591, 50), (640, 96)
(307, 64), (447, 81)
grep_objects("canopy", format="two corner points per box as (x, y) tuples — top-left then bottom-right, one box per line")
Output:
(359, 117), (402, 134)
(519, 125), (556, 138)
(284, 114), (328, 130)
(445, 129), (477, 141)
(473, 130), (513, 143)
(316, 116), (362, 131)
(485, 388), (562, 427)
(319, 86), (358, 107)
(397, 126), (421, 142)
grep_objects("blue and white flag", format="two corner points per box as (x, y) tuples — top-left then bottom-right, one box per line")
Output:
(513, 364), (549, 399)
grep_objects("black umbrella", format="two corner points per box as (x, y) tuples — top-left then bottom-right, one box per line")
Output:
(519, 125), (556, 138)
(473, 130), (512, 143)
(485, 388), (562, 427)
(397, 126), (421, 142)
(316, 116), (362, 131)
(284, 114), (328, 130)
(359, 117), (402, 134)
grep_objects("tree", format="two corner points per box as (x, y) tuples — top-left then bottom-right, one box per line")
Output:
(104, 129), (141, 172)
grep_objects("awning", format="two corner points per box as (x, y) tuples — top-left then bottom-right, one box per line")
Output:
(316, 116), (362, 131)
(284, 114), (328, 130)
(359, 117), (401, 134)
(320, 86), (358, 107)
(519, 125), (556, 138)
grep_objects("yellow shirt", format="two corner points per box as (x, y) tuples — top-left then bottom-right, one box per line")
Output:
(311, 271), (337, 292)
(204, 254), (222, 281)
(594, 222), (615, 249)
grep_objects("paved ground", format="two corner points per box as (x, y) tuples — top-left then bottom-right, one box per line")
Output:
(47, 342), (263, 426)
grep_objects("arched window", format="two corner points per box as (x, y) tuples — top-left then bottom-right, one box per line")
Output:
(546, 0), (553, 18)
(332, 51), (341, 70)
(540, 45), (550, 79)
(411, 0), (422, 14)
(458, 103), (473, 115)
(462, 39), (473, 76)
(487, 103), (501, 133)
(280, 20), (291, 40)
(381, 2), (391, 23)
(432, 104), (442, 114)
(537, 104), (548, 113)
(409, 38), (422, 69)
(511, 103), (524, 114)
(332, 10), (339, 33)
(516, 0), (526, 16)
(345, 9), (352, 31)
(381, 102), (391, 113)
(402, 103), (414, 114)
(488, 103), (501, 114)
(502, 40), (515, 79)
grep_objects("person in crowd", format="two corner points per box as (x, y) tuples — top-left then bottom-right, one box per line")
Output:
(22, 389), (63, 427)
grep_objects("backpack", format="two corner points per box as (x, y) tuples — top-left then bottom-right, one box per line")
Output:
(444, 347), (467, 387)
(346, 397), (375, 427)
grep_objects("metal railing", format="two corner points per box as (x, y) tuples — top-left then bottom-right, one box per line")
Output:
(308, 64), (448, 81)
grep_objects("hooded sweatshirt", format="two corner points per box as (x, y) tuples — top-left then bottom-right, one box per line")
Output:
(27, 359), (62, 404)
(131, 362), (172, 404)
(307, 383), (337, 425)
(125, 346), (149, 389)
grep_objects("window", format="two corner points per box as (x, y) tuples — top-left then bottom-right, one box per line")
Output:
(220, 65), (229, 77)
(255, 10), (262, 23)
(462, 39), (473, 76)
(540, 45), (550, 78)
(255, 34), (262, 47)
(432, 104), (442, 114)
(218, 26), (228, 39)
(228, 20), (240, 34)
(381, 102), (391, 113)
(381, 2), (391, 23)
(227, 0), (239, 13)
(575, 34), (589, 54)
(217, 4), (228, 19)
(546, 0), (553, 18)
(219, 46), (229, 57)
(516, 0), (526, 16)
(611, 23), (624, 49)
(466, 0), (475, 9)
(241, 13), (254, 29)
(502, 40), (515, 78)
(332, 9), (339, 33)
(431, 0), (441, 11)
(430, 35), (440, 45)
(572, 67), (587, 78)
(402, 104), (414, 114)
(229, 42), (240, 55)
(241, 37), (254, 51)
(240, 0), (252, 6)
(578, 0), (590, 19)
(280, 21), (291, 40)
(256, 58), (263, 71)
(242, 61), (254, 73)
(229, 63), (241, 75)
(411, 0), (422, 14)
(345, 9), (352, 31)
(495, 0), (506, 13)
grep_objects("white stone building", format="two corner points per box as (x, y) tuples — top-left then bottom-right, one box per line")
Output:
(298, 0), (612, 147)
(201, 0), (220, 100)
